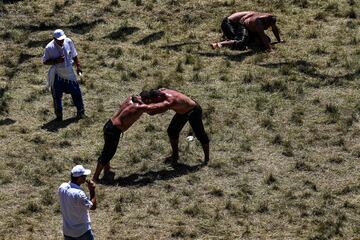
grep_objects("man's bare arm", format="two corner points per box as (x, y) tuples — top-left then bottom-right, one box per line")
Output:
(73, 56), (82, 75)
(86, 180), (96, 210)
(271, 24), (282, 43)
(255, 19), (272, 51)
(142, 101), (173, 115)
(258, 30), (272, 51)
(133, 103), (165, 115)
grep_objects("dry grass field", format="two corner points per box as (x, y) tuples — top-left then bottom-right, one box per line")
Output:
(0, 0), (360, 239)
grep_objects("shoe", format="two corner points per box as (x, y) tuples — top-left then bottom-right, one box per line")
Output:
(102, 170), (115, 184)
(164, 156), (179, 165)
(203, 159), (209, 166)
(55, 114), (63, 122)
(76, 111), (87, 119)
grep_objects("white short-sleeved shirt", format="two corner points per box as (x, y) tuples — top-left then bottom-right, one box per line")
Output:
(58, 182), (93, 237)
(43, 38), (78, 81)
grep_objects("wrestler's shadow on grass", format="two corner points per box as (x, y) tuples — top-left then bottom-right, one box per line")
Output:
(258, 60), (320, 78)
(257, 60), (360, 84)
(195, 49), (257, 62)
(159, 41), (200, 51)
(105, 161), (205, 187)
(41, 117), (79, 132)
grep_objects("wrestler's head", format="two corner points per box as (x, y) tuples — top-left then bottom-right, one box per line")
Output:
(140, 89), (164, 103)
(131, 95), (143, 104)
(261, 15), (276, 29)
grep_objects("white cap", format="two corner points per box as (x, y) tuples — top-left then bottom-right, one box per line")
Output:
(71, 165), (91, 177)
(53, 29), (66, 40)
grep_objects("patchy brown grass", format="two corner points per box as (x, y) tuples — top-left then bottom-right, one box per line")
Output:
(0, 0), (360, 239)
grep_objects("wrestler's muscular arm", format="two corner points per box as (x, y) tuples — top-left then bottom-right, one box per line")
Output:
(117, 103), (147, 131)
(143, 99), (174, 115)
(271, 23), (282, 43)
(120, 96), (132, 109)
(255, 19), (272, 52)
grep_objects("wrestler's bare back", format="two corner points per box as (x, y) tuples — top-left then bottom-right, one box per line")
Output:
(228, 11), (272, 31)
(111, 96), (145, 132)
(228, 11), (254, 23)
(160, 89), (197, 114)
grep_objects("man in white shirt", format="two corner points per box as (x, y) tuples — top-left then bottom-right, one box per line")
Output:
(58, 165), (96, 240)
(43, 29), (86, 121)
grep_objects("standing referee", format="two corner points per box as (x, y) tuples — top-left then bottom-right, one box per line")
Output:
(43, 29), (86, 121)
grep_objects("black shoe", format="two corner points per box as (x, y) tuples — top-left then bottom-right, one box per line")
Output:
(55, 114), (63, 122)
(76, 111), (87, 119)
(102, 170), (115, 184)
(164, 156), (178, 165)
(203, 159), (209, 166)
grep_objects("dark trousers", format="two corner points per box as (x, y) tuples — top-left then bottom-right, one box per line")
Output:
(221, 17), (271, 50)
(221, 17), (249, 50)
(52, 74), (84, 117)
(97, 120), (122, 165)
(64, 229), (94, 240)
(167, 104), (209, 145)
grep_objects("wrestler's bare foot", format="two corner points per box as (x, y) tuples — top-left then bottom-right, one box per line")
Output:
(211, 42), (221, 49)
